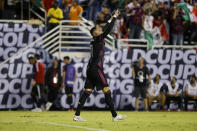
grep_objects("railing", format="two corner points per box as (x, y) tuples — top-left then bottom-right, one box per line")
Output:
(29, 3), (47, 32)
(0, 19), (116, 66)
(117, 39), (197, 49)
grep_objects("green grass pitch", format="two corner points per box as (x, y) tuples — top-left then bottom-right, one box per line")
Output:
(0, 111), (197, 131)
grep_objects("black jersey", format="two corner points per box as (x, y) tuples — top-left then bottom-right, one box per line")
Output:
(134, 66), (150, 87)
(88, 17), (116, 69)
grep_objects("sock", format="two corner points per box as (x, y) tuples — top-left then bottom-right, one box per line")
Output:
(75, 91), (91, 116)
(104, 91), (117, 118)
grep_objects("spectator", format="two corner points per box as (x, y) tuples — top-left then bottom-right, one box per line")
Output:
(159, 1), (171, 44)
(127, 0), (143, 39)
(42, 0), (54, 12)
(171, 7), (185, 45)
(184, 75), (197, 111)
(166, 77), (182, 111)
(147, 74), (166, 110)
(62, 56), (76, 111)
(88, 0), (99, 22)
(45, 58), (62, 111)
(47, 1), (63, 31)
(189, 3), (197, 44)
(113, 15), (125, 39)
(69, 0), (83, 25)
(61, 0), (72, 20)
(28, 54), (45, 112)
(102, 6), (111, 22)
(132, 57), (151, 111)
(96, 12), (107, 27)
(143, 8), (154, 49)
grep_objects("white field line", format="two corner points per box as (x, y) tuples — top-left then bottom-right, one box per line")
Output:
(36, 121), (110, 131)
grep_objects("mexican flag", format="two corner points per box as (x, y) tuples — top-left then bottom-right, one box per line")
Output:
(177, 3), (197, 24)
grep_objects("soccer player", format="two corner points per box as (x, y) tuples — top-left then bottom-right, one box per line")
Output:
(73, 10), (126, 122)
(28, 55), (45, 112)
(147, 74), (165, 110)
(45, 58), (62, 111)
(166, 77), (182, 111)
(132, 57), (151, 111)
(62, 56), (76, 111)
(184, 75), (197, 111)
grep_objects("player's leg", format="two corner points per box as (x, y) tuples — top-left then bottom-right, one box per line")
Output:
(45, 87), (58, 111)
(166, 96), (171, 111)
(133, 87), (140, 111)
(103, 87), (117, 117)
(160, 93), (166, 110)
(176, 96), (182, 111)
(103, 87), (127, 121)
(66, 87), (74, 110)
(74, 79), (94, 121)
(141, 87), (148, 111)
(147, 93), (153, 110)
(31, 85), (38, 109)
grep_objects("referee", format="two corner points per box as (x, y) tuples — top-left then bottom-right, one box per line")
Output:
(73, 10), (126, 122)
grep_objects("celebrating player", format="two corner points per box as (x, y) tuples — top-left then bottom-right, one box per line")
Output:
(73, 10), (126, 122)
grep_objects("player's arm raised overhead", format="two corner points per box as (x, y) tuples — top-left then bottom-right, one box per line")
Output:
(102, 10), (120, 38)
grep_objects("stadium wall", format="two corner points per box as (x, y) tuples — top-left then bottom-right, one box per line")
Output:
(0, 23), (197, 110)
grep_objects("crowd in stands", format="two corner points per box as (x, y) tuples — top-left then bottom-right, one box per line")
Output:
(1, 0), (197, 47)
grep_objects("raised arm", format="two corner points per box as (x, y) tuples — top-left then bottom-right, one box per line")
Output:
(102, 10), (120, 38)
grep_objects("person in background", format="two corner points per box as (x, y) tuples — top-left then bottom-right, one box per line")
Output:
(96, 12), (107, 27)
(69, 0), (83, 25)
(127, 0), (143, 39)
(132, 57), (151, 111)
(88, 0), (99, 22)
(171, 7), (185, 45)
(42, 0), (54, 12)
(166, 77), (182, 111)
(61, 0), (72, 20)
(45, 58), (62, 111)
(47, 1), (63, 31)
(62, 56), (76, 111)
(102, 6), (111, 22)
(184, 75), (197, 111)
(147, 74), (166, 110)
(28, 54), (45, 112)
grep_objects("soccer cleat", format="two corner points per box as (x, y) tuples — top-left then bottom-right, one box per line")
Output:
(73, 115), (86, 121)
(45, 102), (53, 111)
(168, 109), (171, 112)
(113, 114), (127, 122)
(31, 108), (42, 112)
(177, 109), (181, 112)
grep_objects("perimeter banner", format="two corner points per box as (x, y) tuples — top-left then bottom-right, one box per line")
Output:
(0, 23), (197, 110)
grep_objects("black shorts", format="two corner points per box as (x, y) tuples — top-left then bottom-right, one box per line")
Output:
(133, 86), (147, 99)
(65, 86), (73, 94)
(84, 66), (109, 91)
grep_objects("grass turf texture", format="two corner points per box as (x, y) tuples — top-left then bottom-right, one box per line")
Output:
(0, 111), (197, 131)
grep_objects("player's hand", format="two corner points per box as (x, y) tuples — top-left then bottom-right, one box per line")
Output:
(32, 80), (36, 87)
(114, 10), (120, 17)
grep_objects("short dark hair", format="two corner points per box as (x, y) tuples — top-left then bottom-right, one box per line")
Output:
(64, 56), (70, 60)
(90, 26), (96, 36)
(190, 74), (196, 79)
(34, 53), (40, 60)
